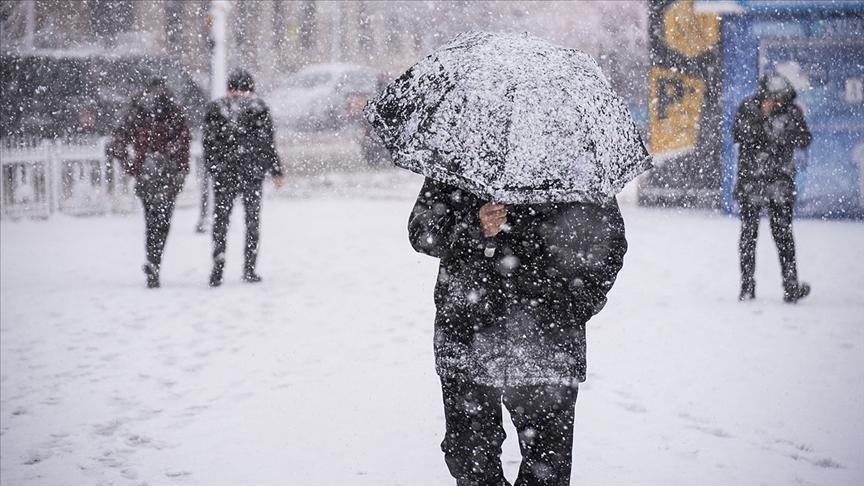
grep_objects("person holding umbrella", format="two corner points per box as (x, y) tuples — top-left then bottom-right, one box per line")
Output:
(366, 32), (650, 485)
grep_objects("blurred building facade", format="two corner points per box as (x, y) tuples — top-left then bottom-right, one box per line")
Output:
(1, 0), (647, 98)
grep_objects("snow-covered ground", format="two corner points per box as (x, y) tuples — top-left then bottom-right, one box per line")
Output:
(2, 172), (862, 486)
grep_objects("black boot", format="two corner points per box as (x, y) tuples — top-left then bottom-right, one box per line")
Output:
(739, 280), (755, 301)
(784, 282), (811, 303)
(243, 272), (262, 283)
(243, 264), (261, 283)
(243, 247), (260, 283)
(143, 263), (160, 289)
(209, 262), (224, 288)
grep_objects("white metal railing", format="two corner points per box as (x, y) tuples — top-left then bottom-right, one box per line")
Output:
(0, 136), (205, 219)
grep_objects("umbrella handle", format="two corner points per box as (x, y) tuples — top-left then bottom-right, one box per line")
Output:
(483, 237), (496, 258)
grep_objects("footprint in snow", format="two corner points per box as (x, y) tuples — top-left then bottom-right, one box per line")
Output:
(181, 363), (206, 373)
(99, 352), (122, 362)
(95, 449), (127, 469)
(93, 419), (125, 437)
(787, 453), (843, 469)
(687, 424), (732, 438)
(21, 444), (55, 466)
(616, 401), (647, 414)
(178, 404), (209, 418)
(41, 396), (61, 406)
(776, 438), (813, 452)
(124, 433), (163, 449)
(812, 458), (843, 469)
(678, 411), (710, 424)
(165, 469), (193, 478)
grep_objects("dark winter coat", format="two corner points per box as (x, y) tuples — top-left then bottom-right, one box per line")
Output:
(733, 76), (812, 204)
(203, 95), (284, 188)
(409, 178), (627, 387)
(109, 87), (190, 178)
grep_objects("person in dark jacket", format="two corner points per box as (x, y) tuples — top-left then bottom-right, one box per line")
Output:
(409, 178), (627, 486)
(109, 77), (190, 288)
(733, 74), (812, 303)
(203, 69), (284, 287)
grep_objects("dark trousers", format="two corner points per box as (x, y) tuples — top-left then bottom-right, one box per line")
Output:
(198, 165), (211, 227)
(440, 378), (578, 486)
(212, 179), (262, 273)
(738, 199), (798, 293)
(140, 188), (178, 269)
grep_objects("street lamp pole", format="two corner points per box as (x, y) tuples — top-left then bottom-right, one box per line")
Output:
(330, 1), (342, 62)
(209, 0), (233, 101)
(23, 0), (35, 52)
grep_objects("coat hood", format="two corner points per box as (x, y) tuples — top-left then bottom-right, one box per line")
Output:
(134, 85), (180, 123)
(757, 74), (797, 105)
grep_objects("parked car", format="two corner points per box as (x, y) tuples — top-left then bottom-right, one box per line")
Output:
(267, 63), (379, 132)
(0, 53), (206, 139)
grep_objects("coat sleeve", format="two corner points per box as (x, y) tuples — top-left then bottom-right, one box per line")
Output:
(108, 105), (135, 175)
(168, 107), (191, 175)
(545, 200), (628, 318)
(202, 102), (222, 175)
(785, 105), (812, 150)
(258, 106), (284, 178)
(581, 201), (627, 316)
(732, 101), (749, 146)
(176, 116), (191, 175)
(408, 178), (484, 259)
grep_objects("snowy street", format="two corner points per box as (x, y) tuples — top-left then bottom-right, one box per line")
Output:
(1, 172), (862, 485)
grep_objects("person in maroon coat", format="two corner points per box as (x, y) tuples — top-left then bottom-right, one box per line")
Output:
(109, 77), (190, 288)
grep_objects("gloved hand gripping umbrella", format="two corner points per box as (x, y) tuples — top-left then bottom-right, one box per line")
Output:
(365, 32), (652, 251)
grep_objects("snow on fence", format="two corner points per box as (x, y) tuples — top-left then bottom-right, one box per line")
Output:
(0, 136), (204, 220)
(0, 129), (376, 220)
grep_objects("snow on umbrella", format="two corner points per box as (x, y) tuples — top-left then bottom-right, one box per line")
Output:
(365, 31), (652, 204)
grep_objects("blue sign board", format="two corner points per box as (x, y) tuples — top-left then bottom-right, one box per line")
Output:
(697, 0), (864, 15)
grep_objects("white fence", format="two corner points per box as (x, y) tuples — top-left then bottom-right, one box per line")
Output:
(1, 136), (205, 219)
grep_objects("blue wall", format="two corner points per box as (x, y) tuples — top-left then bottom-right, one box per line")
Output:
(719, 8), (864, 218)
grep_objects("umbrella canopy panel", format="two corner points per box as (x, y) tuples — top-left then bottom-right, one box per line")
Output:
(366, 31), (652, 204)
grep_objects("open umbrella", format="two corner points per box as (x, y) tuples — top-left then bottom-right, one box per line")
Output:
(364, 31), (651, 204)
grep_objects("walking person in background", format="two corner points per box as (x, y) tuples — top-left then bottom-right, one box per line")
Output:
(203, 69), (284, 287)
(733, 74), (812, 303)
(109, 77), (190, 289)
